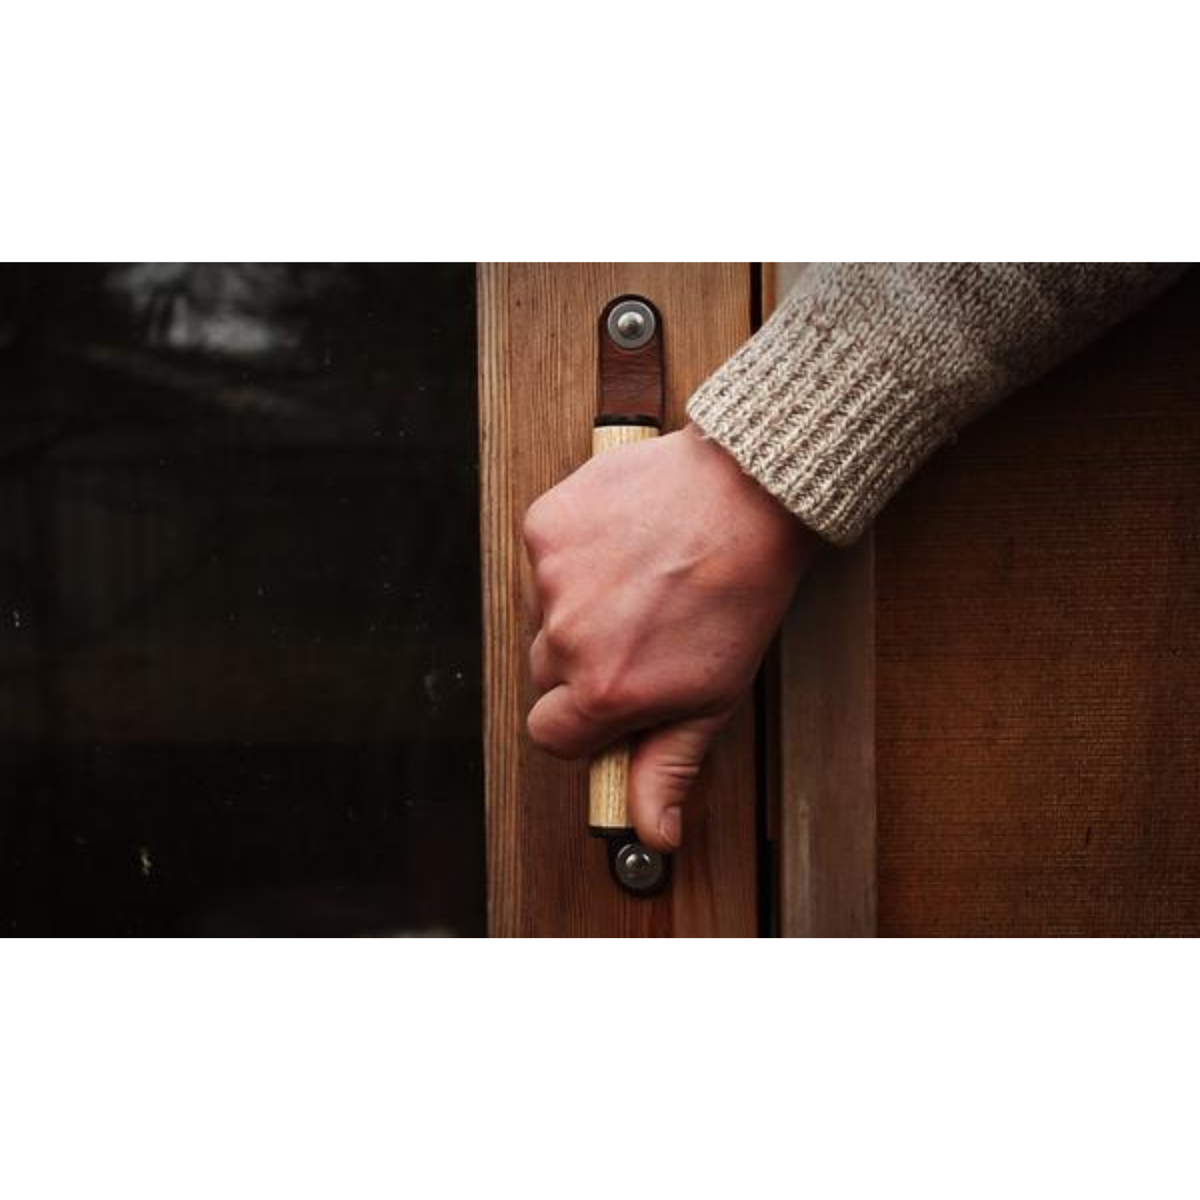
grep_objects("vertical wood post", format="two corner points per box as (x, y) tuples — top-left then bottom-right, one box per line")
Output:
(478, 264), (759, 936)
(770, 264), (878, 937)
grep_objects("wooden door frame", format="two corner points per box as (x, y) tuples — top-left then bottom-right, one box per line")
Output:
(477, 264), (761, 936)
(765, 265), (878, 937)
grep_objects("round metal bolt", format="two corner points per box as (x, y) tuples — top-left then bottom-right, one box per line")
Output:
(612, 839), (667, 895)
(606, 299), (656, 350)
(616, 309), (646, 340)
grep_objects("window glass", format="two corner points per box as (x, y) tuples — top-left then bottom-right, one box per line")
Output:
(0, 264), (484, 935)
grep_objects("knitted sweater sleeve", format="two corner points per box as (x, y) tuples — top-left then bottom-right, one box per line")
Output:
(686, 263), (1187, 546)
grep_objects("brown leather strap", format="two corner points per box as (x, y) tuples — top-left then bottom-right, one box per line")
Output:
(597, 296), (665, 425)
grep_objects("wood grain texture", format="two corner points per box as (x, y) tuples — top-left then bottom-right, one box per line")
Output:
(779, 538), (877, 935)
(875, 271), (1200, 935)
(588, 742), (631, 830)
(772, 263), (878, 937)
(478, 264), (757, 937)
(591, 424), (659, 453)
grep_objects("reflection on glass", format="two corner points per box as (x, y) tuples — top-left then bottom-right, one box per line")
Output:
(0, 264), (483, 935)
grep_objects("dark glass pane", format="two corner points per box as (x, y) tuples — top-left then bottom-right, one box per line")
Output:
(0, 264), (484, 935)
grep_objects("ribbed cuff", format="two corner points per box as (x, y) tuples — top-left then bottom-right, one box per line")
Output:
(686, 286), (953, 546)
(687, 262), (1186, 546)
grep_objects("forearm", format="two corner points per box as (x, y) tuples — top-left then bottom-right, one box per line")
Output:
(687, 262), (1187, 545)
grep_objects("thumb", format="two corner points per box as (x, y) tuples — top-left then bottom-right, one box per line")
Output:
(628, 714), (728, 852)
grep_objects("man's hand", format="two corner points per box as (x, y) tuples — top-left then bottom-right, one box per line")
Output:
(522, 423), (815, 852)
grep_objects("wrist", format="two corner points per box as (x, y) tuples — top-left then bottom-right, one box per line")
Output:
(680, 422), (817, 572)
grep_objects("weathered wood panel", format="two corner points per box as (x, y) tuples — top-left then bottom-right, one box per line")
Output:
(779, 537), (877, 935)
(479, 264), (758, 936)
(876, 272), (1200, 935)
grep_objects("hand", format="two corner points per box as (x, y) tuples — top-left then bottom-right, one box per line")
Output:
(523, 423), (816, 851)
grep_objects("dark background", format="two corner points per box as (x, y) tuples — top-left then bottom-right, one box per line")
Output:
(0, 264), (485, 935)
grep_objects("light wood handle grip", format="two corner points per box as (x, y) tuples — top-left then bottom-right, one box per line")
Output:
(587, 421), (659, 830)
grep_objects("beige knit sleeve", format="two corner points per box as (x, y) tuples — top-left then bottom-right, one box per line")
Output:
(686, 263), (1186, 546)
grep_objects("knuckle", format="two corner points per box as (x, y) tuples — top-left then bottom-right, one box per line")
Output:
(522, 497), (553, 554)
(526, 709), (574, 760)
(540, 611), (572, 655)
(526, 708), (555, 752)
(655, 755), (704, 785)
(533, 555), (563, 599)
(575, 672), (633, 725)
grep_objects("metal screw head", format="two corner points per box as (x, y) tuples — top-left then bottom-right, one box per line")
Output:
(616, 309), (646, 340)
(606, 299), (656, 350)
(612, 839), (667, 895)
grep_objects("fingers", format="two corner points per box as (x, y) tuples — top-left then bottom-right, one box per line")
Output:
(627, 714), (728, 852)
(530, 689), (729, 850)
(527, 685), (622, 760)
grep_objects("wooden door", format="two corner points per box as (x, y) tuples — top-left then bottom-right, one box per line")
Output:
(776, 265), (1200, 936)
(477, 264), (761, 936)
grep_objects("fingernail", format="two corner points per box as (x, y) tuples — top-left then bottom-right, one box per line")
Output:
(659, 806), (683, 849)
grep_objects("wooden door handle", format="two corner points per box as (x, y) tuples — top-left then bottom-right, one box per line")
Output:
(587, 298), (669, 896)
(587, 421), (659, 836)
